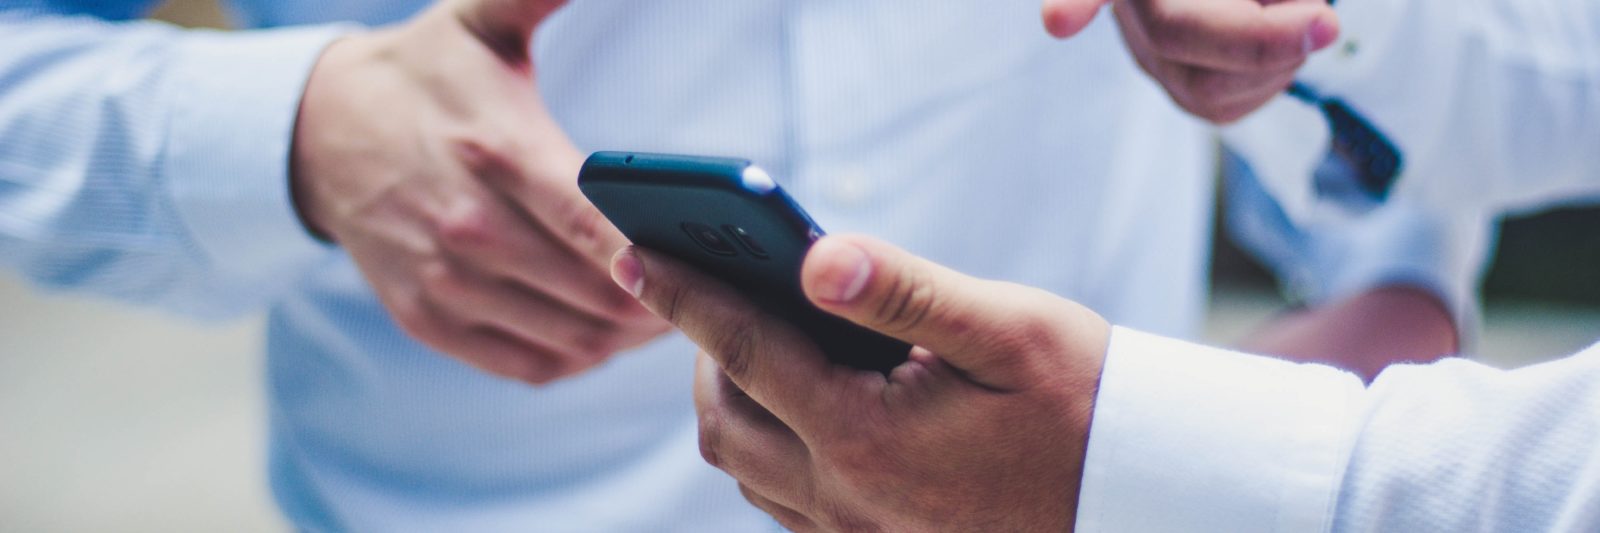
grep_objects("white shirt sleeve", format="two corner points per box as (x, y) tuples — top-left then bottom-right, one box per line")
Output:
(1076, 326), (1600, 532)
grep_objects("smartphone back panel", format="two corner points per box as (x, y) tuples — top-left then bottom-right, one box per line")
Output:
(579, 152), (910, 373)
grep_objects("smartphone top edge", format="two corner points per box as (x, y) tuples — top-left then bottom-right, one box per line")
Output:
(580, 151), (777, 195)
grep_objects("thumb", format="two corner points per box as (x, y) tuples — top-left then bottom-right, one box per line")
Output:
(453, 0), (568, 60)
(1041, 0), (1113, 39)
(801, 235), (1107, 389)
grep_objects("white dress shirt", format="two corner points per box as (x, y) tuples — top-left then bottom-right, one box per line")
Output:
(0, 0), (1494, 530)
(1080, 329), (1600, 532)
(1080, 0), (1600, 530)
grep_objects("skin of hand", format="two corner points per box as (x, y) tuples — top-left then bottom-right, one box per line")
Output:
(289, 0), (669, 384)
(610, 235), (1112, 532)
(1041, 0), (1341, 123)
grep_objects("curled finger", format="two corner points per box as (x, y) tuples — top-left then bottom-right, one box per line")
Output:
(693, 352), (814, 510)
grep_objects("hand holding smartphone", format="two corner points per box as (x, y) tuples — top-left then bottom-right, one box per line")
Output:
(579, 152), (910, 373)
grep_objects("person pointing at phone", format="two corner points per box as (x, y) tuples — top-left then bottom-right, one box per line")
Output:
(1, 0), (695, 528)
(623, 0), (1600, 530)
(290, 0), (671, 383)
(1042, 0), (1341, 124)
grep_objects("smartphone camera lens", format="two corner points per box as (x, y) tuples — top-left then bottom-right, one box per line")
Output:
(723, 225), (769, 259)
(682, 222), (739, 256)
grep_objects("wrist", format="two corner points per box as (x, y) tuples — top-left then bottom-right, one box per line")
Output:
(1050, 299), (1113, 531)
(287, 31), (384, 243)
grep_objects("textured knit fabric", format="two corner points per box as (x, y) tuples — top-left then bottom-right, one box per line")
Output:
(1081, 328), (1600, 532)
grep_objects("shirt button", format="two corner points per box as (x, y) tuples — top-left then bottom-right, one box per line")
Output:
(1340, 39), (1360, 58)
(828, 167), (874, 208)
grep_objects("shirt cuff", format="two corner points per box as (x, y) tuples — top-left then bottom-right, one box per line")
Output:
(1075, 327), (1365, 533)
(162, 25), (354, 293)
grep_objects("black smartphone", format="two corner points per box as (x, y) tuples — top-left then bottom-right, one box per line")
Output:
(578, 151), (910, 373)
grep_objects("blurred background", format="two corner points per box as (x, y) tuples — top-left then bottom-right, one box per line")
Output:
(2, 0), (1597, 531)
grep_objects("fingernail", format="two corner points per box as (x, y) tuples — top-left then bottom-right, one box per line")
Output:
(1304, 17), (1338, 53)
(611, 249), (644, 298)
(812, 240), (872, 304)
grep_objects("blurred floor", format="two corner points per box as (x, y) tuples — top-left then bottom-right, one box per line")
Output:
(1, 276), (1596, 532)
(0, 276), (282, 532)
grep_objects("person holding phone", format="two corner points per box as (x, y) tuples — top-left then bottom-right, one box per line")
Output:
(0, 0), (1487, 529)
(622, 228), (1600, 532)
(626, 0), (1600, 530)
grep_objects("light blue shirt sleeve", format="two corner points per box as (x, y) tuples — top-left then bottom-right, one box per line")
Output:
(1221, 149), (1496, 345)
(1218, 0), (1600, 344)
(0, 6), (351, 318)
(1222, 0), (1600, 220)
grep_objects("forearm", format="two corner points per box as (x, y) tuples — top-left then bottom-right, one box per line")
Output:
(1241, 284), (1458, 382)
(0, 10), (347, 317)
(1219, 148), (1494, 380)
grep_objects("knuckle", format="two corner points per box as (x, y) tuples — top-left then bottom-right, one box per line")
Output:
(1147, 30), (1184, 58)
(1211, 106), (1252, 125)
(508, 358), (559, 385)
(735, 484), (764, 508)
(1249, 38), (1277, 70)
(660, 281), (689, 325)
(560, 201), (614, 255)
(977, 289), (1077, 371)
(1209, 98), (1262, 124)
(436, 199), (497, 250)
(1004, 307), (1064, 353)
(1200, 107), (1233, 124)
(390, 299), (442, 345)
(872, 272), (938, 335)
(416, 261), (461, 302)
(601, 289), (652, 320)
(1184, 71), (1231, 103)
(451, 135), (520, 179)
(1142, 8), (1191, 55)
(697, 411), (726, 468)
(1173, 93), (1229, 124)
(1249, 31), (1303, 70)
(499, 346), (566, 384)
(818, 503), (877, 533)
(816, 427), (885, 481)
(571, 321), (623, 360)
(710, 326), (760, 381)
